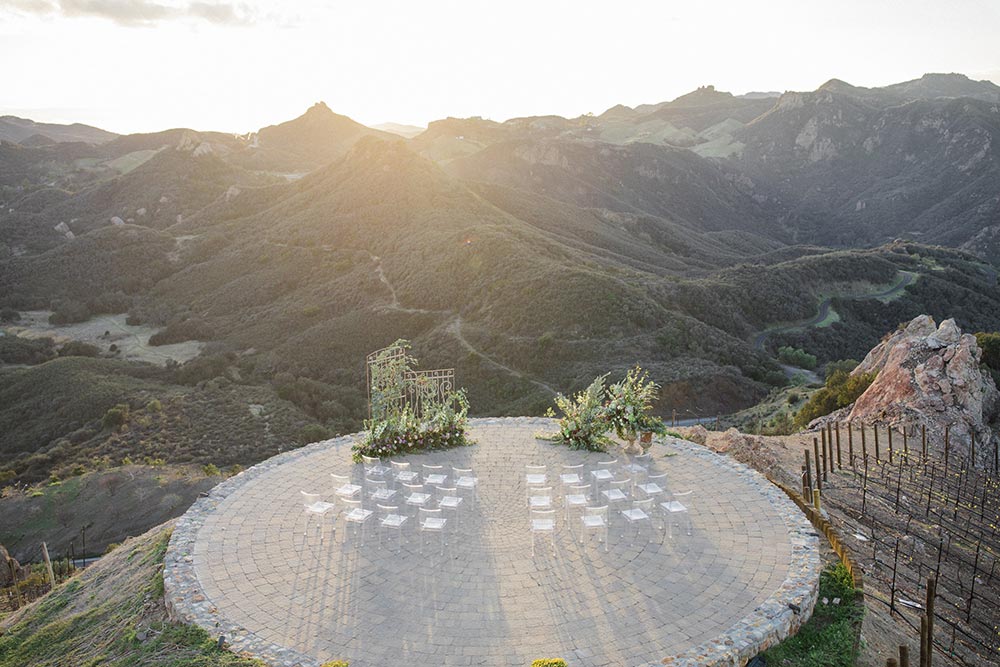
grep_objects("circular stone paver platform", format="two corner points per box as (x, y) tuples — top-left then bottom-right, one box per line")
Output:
(165, 418), (820, 667)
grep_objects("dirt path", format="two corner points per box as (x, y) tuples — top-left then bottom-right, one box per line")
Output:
(447, 315), (557, 396)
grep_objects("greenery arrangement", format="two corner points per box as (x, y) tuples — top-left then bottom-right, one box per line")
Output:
(546, 366), (665, 452)
(352, 340), (471, 462)
(762, 562), (863, 667)
(547, 374), (612, 451)
(530, 660), (567, 667)
(794, 361), (876, 428)
(606, 367), (665, 448)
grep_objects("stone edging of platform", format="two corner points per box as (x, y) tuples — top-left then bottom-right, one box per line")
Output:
(164, 417), (821, 667)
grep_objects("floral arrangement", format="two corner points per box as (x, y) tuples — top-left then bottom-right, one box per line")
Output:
(545, 366), (664, 452)
(605, 366), (665, 446)
(352, 340), (472, 462)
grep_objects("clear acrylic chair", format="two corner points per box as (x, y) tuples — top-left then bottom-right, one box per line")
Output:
(341, 498), (373, 546)
(526, 474), (548, 506)
(300, 491), (336, 543)
(361, 454), (390, 479)
(528, 486), (553, 512)
(377, 503), (407, 551)
(525, 464), (547, 486)
(436, 485), (463, 532)
(563, 484), (591, 538)
(390, 460), (419, 488)
(622, 498), (653, 544)
(331, 473), (361, 499)
(590, 461), (616, 500)
(636, 472), (667, 500)
(559, 463), (584, 486)
(580, 505), (609, 551)
(422, 464), (448, 487)
(452, 467), (478, 507)
(602, 478), (630, 508)
(418, 507), (447, 554)
(367, 478), (396, 503)
(660, 490), (693, 538)
(530, 509), (556, 556)
(403, 482), (431, 521)
(623, 453), (652, 475)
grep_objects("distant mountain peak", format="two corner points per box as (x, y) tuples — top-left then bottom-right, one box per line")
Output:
(307, 101), (332, 115)
(818, 78), (864, 93)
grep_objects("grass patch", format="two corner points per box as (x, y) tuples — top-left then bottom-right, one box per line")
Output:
(763, 562), (863, 667)
(0, 523), (265, 667)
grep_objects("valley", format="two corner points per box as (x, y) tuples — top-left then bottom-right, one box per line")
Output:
(2, 72), (1000, 578)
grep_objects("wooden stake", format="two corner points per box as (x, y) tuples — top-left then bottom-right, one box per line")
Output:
(821, 434), (828, 483)
(899, 645), (910, 667)
(922, 423), (927, 460)
(875, 422), (881, 461)
(944, 425), (950, 470)
(848, 421), (855, 469)
(890, 537), (900, 615)
(6, 557), (21, 609)
(926, 576), (936, 667)
(41, 541), (55, 589)
(903, 428), (909, 462)
(836, 421), (842, 469)
(888, 658), (898, 667)
(919, 615), (928, 667)
(814, 437), (823, 491)
(862, 423), (868, 461)
(805, 449), (813, 493)
(966, 539), (981, 623)
(888, 425), (894, 463)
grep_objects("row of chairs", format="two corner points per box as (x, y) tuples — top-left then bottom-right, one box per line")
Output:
(525, 460), (692, 552)
(301, 458), (480, 552)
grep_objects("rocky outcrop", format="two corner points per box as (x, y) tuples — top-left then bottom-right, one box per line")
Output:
(847, 315), (999, 467)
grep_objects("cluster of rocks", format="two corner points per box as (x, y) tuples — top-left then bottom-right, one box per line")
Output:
(845, 315), (999, 467)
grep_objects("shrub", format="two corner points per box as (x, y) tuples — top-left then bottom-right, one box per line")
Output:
(320, 661), (349, 667)
(121, 456), (134, 466)
(975, 332), (1000, 385)
(777, 345), (818, 370)
(146, 398), (162, 412)
(149, 317), (215, 346)
(102, 403), (130, 430)
(531, 660), (567, 667)
(795, 369), (876, 428)
(58, 341), (101, 357)
(202, 463), (220, 476)
(48, 299), (91, 324)
(547, 374), (611, 451)
(787, 392), (800, 404)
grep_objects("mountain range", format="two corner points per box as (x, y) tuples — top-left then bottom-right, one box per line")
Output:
(2, 71), (1000, 484)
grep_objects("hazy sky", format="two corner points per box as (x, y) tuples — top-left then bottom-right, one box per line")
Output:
(2, 0), (999, 134)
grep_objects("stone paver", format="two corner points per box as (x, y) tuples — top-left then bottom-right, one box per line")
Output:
(166, 418), (820, 667)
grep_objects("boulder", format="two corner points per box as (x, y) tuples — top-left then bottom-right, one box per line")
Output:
(847, 316), (999, 467)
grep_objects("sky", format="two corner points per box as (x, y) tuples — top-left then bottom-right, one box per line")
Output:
(1, 0), (999, 135)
